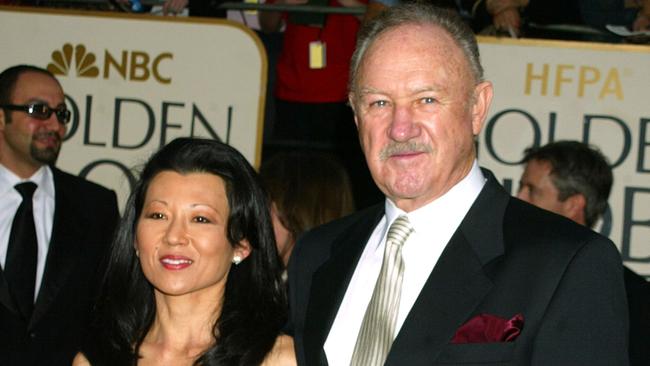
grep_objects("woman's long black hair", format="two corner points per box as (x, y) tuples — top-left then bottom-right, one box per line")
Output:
(82, 137), (287, 365)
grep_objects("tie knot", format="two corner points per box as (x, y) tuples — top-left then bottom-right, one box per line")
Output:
(387, 215), (413, 247)
(15, 182), (38, 200)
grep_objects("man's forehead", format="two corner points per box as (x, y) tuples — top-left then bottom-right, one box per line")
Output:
(359, 24), (466, 76)
(526, 159), (556, 180)
(531, 158), (554, 170)
(12, 71), (64, 101)
(355, 24), (470, 95)
(15, 71), (61, 88)
(370, 23), (455, 53)
(356, 83), (446, 98)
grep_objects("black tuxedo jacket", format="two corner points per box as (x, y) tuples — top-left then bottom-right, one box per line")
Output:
(625, 266), (650, 366)
(0, 167), (119, 366)
(288, 169), (628, 365)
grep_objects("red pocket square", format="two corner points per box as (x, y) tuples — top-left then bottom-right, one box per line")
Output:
(451, 313), (524, 344)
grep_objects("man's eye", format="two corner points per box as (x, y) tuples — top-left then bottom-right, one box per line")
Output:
(369, 100), (388, 108)
(421, 97), (436, 104)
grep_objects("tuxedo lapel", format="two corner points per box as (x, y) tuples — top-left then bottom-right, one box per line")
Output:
(386, 232), (495, 364)
(0, 268), (18, 315)
(30, 169), (84, 328)
(386, 171), (510, 365)
(303, 206), (383, 366)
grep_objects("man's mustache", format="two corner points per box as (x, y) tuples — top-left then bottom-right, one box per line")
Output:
(379, 141), (432, 161)
(32, 131), (62, 143)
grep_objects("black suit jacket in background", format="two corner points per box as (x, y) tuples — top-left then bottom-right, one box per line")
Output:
(625, 266), (650, 366)
(288, 169), (629, 366)
(0, 167), (119, 366)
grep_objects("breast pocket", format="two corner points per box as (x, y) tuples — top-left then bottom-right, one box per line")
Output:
(436, 342), (515, 365)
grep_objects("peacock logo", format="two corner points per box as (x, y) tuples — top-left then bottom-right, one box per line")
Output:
(47, 43), (99, 78)
(45, 43), (173, 83)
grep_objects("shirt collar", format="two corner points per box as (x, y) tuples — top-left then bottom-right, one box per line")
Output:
(0, 164), (55, 200)
(383, 160), (486, 244)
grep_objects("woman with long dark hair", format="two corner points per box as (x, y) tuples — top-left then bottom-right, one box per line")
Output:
(73, 138), (294, 365)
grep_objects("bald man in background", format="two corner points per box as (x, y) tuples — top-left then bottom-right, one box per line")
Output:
(0, 64), (119, 366)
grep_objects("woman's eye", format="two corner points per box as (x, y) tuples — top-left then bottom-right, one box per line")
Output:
(148, 212), (165, 220)
(193, 216), (211, 224)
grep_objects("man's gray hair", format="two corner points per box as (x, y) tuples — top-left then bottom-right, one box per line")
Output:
(349, 3), (484, 94)
(522, 140), (613, 228)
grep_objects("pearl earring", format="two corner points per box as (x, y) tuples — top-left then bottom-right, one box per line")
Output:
(232, 255), (242, 265)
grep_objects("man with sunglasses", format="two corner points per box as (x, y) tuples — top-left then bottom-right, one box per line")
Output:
(0, 64), (119, 366)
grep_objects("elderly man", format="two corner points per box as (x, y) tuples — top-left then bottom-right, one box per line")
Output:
(287, 4), (628, 366)
(0, 65), (119, 366)
(518, 140), (650, 366)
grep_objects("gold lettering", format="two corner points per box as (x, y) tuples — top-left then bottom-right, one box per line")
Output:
(130, 51), (150, 82)
(599, 68), (623, 100)
(525, 63), (549, 95)
(578, 66), (600, 97)
(554, 64), (574, 96)
(152, 53), (173, 84)
(103, 50), (127, 79)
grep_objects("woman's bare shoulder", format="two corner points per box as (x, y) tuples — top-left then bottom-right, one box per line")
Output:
(72, 352), (91, 366)
(261, 334), (296, 366)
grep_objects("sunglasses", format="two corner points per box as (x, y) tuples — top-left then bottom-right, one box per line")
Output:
(1, 103), (71, 124)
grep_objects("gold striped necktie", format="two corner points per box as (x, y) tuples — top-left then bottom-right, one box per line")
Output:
(351, 215), (414, 366)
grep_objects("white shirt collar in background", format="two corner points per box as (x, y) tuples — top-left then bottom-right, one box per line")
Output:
(0, 164), (56, 300)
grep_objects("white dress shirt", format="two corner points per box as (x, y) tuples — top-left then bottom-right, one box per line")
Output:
(0, 164), (55, 301)
(324, 161), (486, 366)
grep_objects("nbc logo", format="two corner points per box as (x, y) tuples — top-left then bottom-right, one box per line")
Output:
(46, 43), (173, 84)
(47, 43), (99, 78)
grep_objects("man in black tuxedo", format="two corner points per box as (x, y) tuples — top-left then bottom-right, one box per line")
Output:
(518, 140), (650, 366)
(287, 4), (628, 365)
(0, 65), (119, 365)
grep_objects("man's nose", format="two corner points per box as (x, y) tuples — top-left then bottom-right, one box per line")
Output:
(389, 105), (420, 142)
(40, 112), (61, 129)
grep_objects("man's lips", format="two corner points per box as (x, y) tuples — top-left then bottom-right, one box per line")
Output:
(160, 255), (194, 270)
(33, 133), (61, 147)
(390, 150), (424, 158)
(387, 150), (427, 162)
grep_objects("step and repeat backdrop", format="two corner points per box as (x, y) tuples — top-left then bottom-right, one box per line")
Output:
(477, 37), (650, 275)
(1, 7), (648, 275)
(0, 6), (267, 211)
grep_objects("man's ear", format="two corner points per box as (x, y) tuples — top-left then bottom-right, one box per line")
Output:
(562, 193), (587, 226)
(348, 93), (360, 129)
(470, 81), (493, 136)
(0, 109), (6, 132)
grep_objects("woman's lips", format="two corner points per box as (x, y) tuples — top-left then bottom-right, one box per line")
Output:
(160, 255), (193, 270)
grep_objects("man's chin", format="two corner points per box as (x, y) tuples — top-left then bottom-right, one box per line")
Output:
(31, 146), (60, 165)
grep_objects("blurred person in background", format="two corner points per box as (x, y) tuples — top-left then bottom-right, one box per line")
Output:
(259, 0), (385, 210)
(0, 64), (118, 366)
(260, 152), (354, 270)
(518, 140), (650, 366)
(477, 0), (650, 37)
